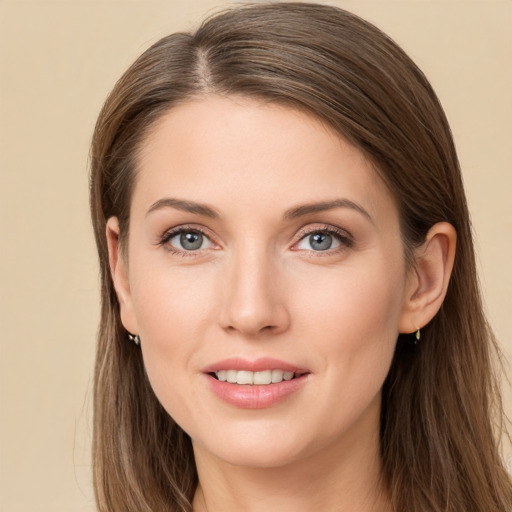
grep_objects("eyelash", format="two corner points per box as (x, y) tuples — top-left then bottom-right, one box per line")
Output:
(158, 224), (215, 257)
(293, 224), (354, 255)
(158, 224), (354, 257)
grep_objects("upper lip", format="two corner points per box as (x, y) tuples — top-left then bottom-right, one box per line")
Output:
(202, 357), (309, 374)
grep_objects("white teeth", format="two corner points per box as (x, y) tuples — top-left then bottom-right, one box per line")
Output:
(237, 370), (253, 385)
(214, 369), (297, 385)
(254, 370), (272, 385)
(271, 369), (284, 383)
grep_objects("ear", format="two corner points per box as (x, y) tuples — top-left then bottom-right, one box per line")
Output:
(106, 217), (139, 334)
(399, 222), (457, 334)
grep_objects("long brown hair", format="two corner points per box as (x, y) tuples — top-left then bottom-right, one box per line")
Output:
(89, 3), (512, 511)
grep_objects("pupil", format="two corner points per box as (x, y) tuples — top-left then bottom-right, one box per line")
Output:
(310, 232), (332, 250)
(180, 232), (203, 250)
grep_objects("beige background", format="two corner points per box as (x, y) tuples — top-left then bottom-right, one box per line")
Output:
(0, 1), (510, 510)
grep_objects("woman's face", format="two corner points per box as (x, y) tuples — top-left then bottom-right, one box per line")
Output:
(112, 95), (416, 469)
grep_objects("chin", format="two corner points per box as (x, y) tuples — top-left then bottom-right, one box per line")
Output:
(201, 444), (304, 469)
(191, 421), (319, 469)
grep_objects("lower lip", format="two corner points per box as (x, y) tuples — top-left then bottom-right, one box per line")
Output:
(205, 374), (309, 409)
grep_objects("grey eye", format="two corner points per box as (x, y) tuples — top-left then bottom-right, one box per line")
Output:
(181, 232), (203, 250)
(296, 231), (341, 251)
(169, 230), (212, 251)
(309, 232), (332, 250)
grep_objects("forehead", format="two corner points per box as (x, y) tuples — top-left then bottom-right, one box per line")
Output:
(133, 95), (397, 224)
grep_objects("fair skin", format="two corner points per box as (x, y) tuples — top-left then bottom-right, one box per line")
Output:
(107, 95), (456, 512)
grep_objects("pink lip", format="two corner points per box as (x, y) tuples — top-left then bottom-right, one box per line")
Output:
(202, 357), (308, 374)
(202, 357), (310, 409)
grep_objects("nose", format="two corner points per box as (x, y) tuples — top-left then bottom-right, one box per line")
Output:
(219, 246), (291, 337)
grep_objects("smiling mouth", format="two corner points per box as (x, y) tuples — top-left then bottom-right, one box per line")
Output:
(210, 369), (307, 385)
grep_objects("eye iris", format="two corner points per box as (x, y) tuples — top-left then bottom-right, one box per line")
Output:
(180, 232), (203, 250)
(309, 232), (332, 251)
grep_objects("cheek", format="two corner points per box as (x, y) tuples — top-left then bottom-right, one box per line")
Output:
(278, 258), (405, 450)
(131, 262), (218, 336)
(129, 266), (218, 406)
(295, 254), (406, 390)
(296, 253), (406, 339)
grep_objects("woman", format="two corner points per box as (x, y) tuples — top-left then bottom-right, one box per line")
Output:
(89, 3), (512, 511)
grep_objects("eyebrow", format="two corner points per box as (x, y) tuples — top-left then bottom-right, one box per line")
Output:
(146, 198), (220, 218)
(146, 197), (372, 223)
(283, 199), (373, 223)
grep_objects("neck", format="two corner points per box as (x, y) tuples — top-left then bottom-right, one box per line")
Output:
(192, 407), (391, 512)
